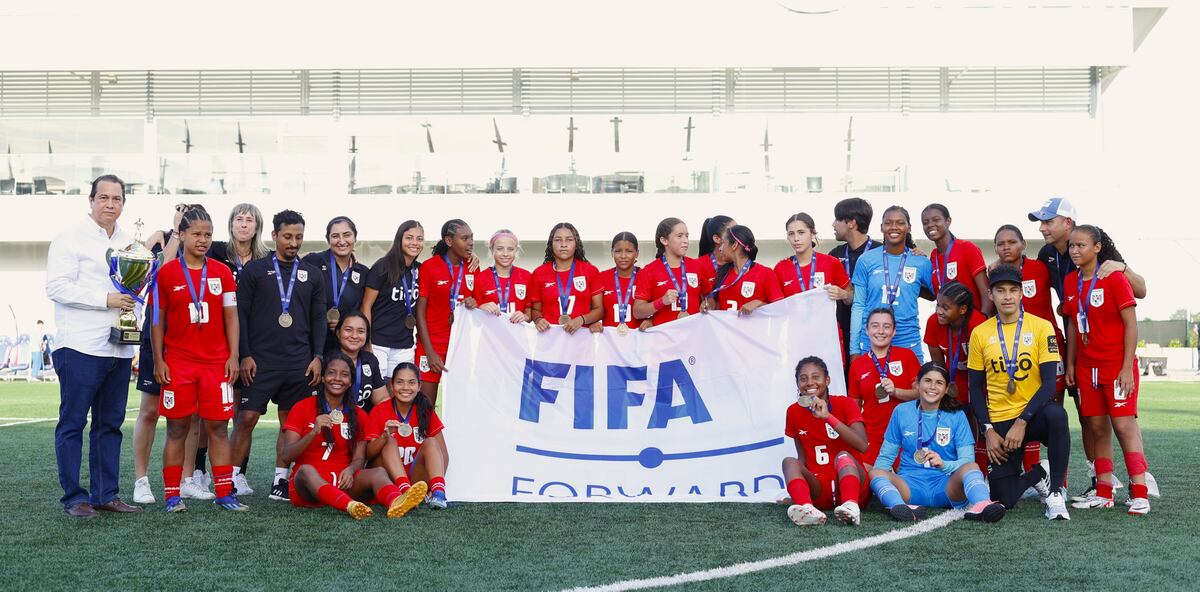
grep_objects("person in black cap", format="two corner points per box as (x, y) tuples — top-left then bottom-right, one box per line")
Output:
(967, 264), (1071, 520)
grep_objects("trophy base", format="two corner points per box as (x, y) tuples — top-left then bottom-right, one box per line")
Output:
(110, 327), (142, 345)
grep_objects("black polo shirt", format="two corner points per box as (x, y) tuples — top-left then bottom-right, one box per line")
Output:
(237, 252), (327, 371)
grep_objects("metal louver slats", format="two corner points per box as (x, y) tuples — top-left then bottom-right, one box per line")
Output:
(308, 69), (514, 115)
(95, 71), (149, 117)
(520, 69), (718, 113)
(148, 70), (303, 116)
(733, 68), (944, 113)
(0, 71), (92, 117)
(946, 68), (1092, 112)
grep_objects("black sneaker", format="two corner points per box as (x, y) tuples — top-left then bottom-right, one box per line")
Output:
(268, 477), (289, 501)
(887, 504), (927, 522)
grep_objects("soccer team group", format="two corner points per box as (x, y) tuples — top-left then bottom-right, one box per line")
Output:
(52, 175), (1158, 523)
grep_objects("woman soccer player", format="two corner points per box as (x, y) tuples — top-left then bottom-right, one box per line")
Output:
(149, 207), (246, 512)
(707, 225), (783, 315)
(783, 356), (870, 526)
(415, 219), (476, 406)
(633, 218), (714, 327)
(921, 204), (992, 314)
(847, 308), (918, 468)
(472, 229), (532, 323)
(850, 205), (934, 362)
(1063, 225), (1151, 515)
(924, 281), (986, 406)
(697, 215), (736, 273)
(366, 362), (450, 510)
(332, 312), (386, 412)
(362, 220), (424, 379)
(281, 354), (428, 519)
(869, 363), (1006, 523)
(593, 232), (641, 334)
(773, 212), (852, 303)
(302, 216), (370, 353)
(531, 223), (603, 334)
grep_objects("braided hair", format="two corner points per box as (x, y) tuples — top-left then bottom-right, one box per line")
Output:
(432, 218), (469, 259)
(937, 281), (975, 328)
(794, 356), (829, 382)
(178, 204), (212, 233)
(389, 362), (435, 441)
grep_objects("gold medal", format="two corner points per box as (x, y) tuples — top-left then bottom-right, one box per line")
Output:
(278, 312), (293, 328)
(1006, 377), (1017, 394)
(397, 423), (413, 438)
(1081, 333), (1089, 346)
(405, 315), (417, 329)
(914, 448), (929, 464)
(327, 308), (340, 323)
(875, 384), (888, 399)
(329, 409), (344, 424)
(559, 314), (571, 325)
(677, 311), (689, 319)
(618, 324), (629, 336)
(796, 394), (814, 408)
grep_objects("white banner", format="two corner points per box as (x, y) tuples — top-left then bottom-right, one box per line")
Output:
(442, 290), (845, 502)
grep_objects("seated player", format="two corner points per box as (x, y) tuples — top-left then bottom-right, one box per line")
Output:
(366, 362), (450, 509)
(783, 356), (870, 526)
(281, 354), (427, 519)
(869, 362), (1006, 523)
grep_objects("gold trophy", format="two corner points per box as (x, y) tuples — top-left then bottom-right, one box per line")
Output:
(107, 220), (162, 345)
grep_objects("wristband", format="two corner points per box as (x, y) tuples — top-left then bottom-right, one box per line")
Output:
(824, 415), (842, 429)
(653, 297), (668, 311)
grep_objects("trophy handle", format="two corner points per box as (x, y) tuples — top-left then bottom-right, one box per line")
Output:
(106, 247), (115, 260)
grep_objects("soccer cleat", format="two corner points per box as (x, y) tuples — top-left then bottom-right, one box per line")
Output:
(1032, 460), (1052, 501)
(1111, 474), (1124, 491)
(164, 496), (187, 513)
(833, 500), (861, 526)
(213, 495), (250, 512)
(268, 478), (290, 501)
(787, 503), (827, 526)
(233, 473), (255, 496)
(425, 490), (448, 510)
(1070, 484), (1097, 504)
(133, 476), (156, 504)
(388, 481), (428, 519)
(965, 500), (1006, 523)
(887, 504), (927, 522)
(193, 469), (213, 492)
(346, 501), (374, 520)
(1044, 491), (1071, 521)
(1127, 497), (1151, 516)
(180, 477), (215, 500)
(1146, 472), (1160, 498)
(1070, 493), (1114, 509)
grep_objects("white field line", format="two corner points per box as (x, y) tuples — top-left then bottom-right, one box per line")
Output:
(560, 509), (964, 592)
(0, 406), (140, 427)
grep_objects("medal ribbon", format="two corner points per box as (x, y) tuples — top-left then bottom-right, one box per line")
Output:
(868, 348), (891, 381)
(180, 258), (209, 323)
(841, 238), (873, 276)
(329, 250), (352, 309)
(391, 398), (415, 433)
(792, 254), (818, 292)
(491, 267), (510, 313)
(352, 356), (363, 404)
(400, 268), (415, 318)
(615, 268), (638, 323)
(661, 256), (689, 311)
(996, 312), (1025, 388)
(933, 239), (954, 291)
(708, 259), (753, 299)
(272, 255), (299, 317)
(443, 255), (465, 312)
(917, 409), (941, 451)
(1077, 271), (1100, 335)
(947, 325), (965, 374)
(555, 260), (577, 316)
(881, 249), (910, 307)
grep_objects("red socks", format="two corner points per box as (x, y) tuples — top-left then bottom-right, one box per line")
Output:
(1096, 480), (1114, 500)
(316, 484), (352, 511)
(430, 476), (446, 494)
(163, 465), (183, 499)
(1130, 483), (1148, 500)
(786, 478), (812, 505)
(394, 475), (412, 494)
(1022, 442), (1041, 472)
(838, 472), (860, 505)
(377, 484), (403, 506)
(213, 465), (233, 498)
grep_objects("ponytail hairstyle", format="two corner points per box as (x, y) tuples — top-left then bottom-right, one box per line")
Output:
(713, 225), (759, 291)
(994, 224), (1025, 243)
(937, 281), (974, 328)
(917, 362), (962, 412)
(382, 220), (423, 286)
(922, 203), (954, 241)
(227, 203), (269, 260)
(611, 231), (639, 251)
(698, 215), (734, 257)
(654, 217), (685, 258)
(389, 362), (435, 441)
(794, 356), (830, 382)
(1072, 224), (1125, 265)
(785, 212), (819, 250)
(332, 310), (372, 354)
(432, 218), (468, 259)
(543, 222), (588, 263)
(883, 205), (917, 249)
(319, 352), (360, 438)
(325, 216), (358, 241)
(178, 204), (212, 233)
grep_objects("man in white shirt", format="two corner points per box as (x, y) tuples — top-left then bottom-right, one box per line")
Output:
(45, 175), (145, 518)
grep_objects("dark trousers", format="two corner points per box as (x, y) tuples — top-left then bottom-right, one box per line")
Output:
(989, 403), (1071, 509)
(53, 348), (132, 508)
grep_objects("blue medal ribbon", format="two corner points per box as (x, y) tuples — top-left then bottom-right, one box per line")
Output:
(555, 261), (577, 317)
(881, 249), (910, 307)
(792, 254), (818, 292)
(996, 312), (1025, 387)
(272, 255), (299, 317)
(709, 259), (753, 300)
(932, 239), (955, 292)
(400, 268), (415, 318)
(947, 324), (965, 373)
(491, 267), (511, 313)
(615, 267), (638, 323)
(443, 255), (465, 311)
(917, 409), (941, 451)
(328, 250), (352, 310)
(180, 258), (209, 323)
(841, 238), (873, 276)
(1077, 271), (1100, 335)
(868, 348), (891, 380)
(661, 256), (689, 311)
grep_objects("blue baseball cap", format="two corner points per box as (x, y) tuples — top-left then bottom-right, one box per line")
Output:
(1028, 197), (1077, 222)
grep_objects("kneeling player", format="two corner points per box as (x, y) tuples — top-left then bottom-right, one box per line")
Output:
(783, 356), (870, 526)
(869, 363), (1005, 523)
(366, 362), (450, 509)
(281, 354), (427, 519)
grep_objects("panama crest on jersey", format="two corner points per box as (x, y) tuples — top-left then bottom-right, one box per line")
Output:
(297, 269), (309, 282)
(825, 423), (840, 439)
(814, 272), (826, 288)
(419, 356), (430, 373)
(946, 261), (958, 280)
(351, 270), (361, 284)
(740, 281), (756, 298)
(1022, 279), (1037, 298)
(465, 275), (475, 291)
(515, 283), (527, 299)
(903, 267), (917, 284)
(163, 390), (175, 410)
(888, 361), (904, 376)
(573, 277), (587, 291)
(686, 273), (699, 288)
(340, 423), (350, 439)
(1090, 289), (1104, 307)
(414, 428), (425, 444)
(207, 278), (222, 295)
(935, 426), (952, 446)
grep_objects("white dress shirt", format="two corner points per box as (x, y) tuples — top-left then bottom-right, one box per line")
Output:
(45, 215), (138, 359)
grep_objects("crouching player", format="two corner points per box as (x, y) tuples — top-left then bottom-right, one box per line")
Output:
(281, 354), (427, 519)
(366, 362), (449, 509)
(869, 363), (1006, 523)
(783, 356), (869, 526)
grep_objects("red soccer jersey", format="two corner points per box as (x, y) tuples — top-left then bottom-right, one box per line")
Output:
(282, 396), (370, 470)
(418, 256), (477, 338)
(151, 258), (236, 366)
(930, 240), (988, 308)
(847, 347), (919, 462)
(1018, 257), (1060, 333)
(784, 395), (865, 474)
(924, 310), (988, 389)
(772, 252), (851, 298)
(472, 266), (533, 315)
(711, 262), (783, 312)
(530, 260), (603, 321)
(599, 267), (641, 328)
(633, 256), (714, 326)
(365, 401), (445, 469)
(1063, 270), (1136, 369)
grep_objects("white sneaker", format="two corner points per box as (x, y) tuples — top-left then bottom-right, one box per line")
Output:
(180, 477), (215, 500)
(1070, 493), (1114, 509)
(1146, 472), (1160, 498)
(193, 470), (212, 492)
(787, 503), (827, 526)
(1032, 459), (1052, 501)
(1127, 497), (1150, 516)
(1111, 474), (1124, 490)
(1044, 491), (1071, 521)
(133, 476), (156, 504)
(233, 472), (255, 496)
(1070, 484), (1097, 504)
(833, 500), (861, 526)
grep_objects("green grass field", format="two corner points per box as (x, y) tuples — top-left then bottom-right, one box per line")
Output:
(1, 382), (1197, 591)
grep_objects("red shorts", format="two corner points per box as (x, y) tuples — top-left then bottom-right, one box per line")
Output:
(415, 337), (449, 385)
(159, 360), (233, 421)
(809, 460), (871, 511)
(289, 464), (376, 508)
(1052, 331), (1067, 392)
(1077, 362), (1139, 418)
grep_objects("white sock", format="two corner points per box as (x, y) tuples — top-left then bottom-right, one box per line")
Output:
(274, 466), (288, 481)
(1087, 460), (1096, 478)
(232, 467), (242, 477)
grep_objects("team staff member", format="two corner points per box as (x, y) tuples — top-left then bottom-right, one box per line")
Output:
(416, 219), (476, 405)
(331, 312), (387, 412)
(633, 218), (713, 327)
(366, 362), (450, 510)
(967, 264), (1070, 520)
(1063, 226), (1152, 515)
(232, 209), (326, 502)
(847, 308), (918, 468)
(829, 198), (876, 376)
(850, 206), (934, 363)
(362, 220), (423, 379)
(774, 212), (852, 303)
(281, 354), (427, 519)
(150, 207), (247, 512)
(697, 215), (736, 273)
(472, 229), (533, 323)
(302, 216), (369, 355)
(593, 232), (641, 334)
(869, 363), (1006, 523)
(531, 223), (604, 334)
(921, 204), (992, 314)
(783, 357), (870, 526)
(707, 225), (782, 315)
(46, 174), (144, 517)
